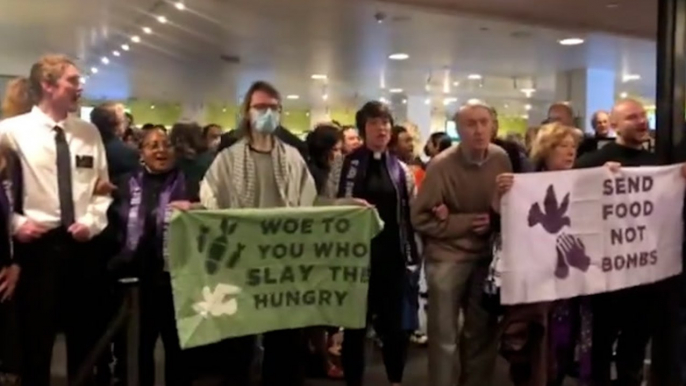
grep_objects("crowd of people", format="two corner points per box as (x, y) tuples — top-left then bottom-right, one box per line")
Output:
(0, 53), (682, 386)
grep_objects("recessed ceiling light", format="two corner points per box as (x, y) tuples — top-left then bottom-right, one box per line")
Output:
(157, 15), (167, 24)
(388, 53), (409, 60)
(622, 74), (641, 82)
(175, 2), (185, 10)
(525, 104), (532, 111)
(443, 97), (458, 105)
(559, 37), (584, 46)
(402, 99), (407, 104)
(112, 50), (121, 57)
(121, 44), (130, 51)
(468, 74), (482, 80)
(322, 94), (329, 101)
(424, 98), (430, 105)
(379, 97), (388, 103)
(142, 27), (152, 34)
(311, 74), (328, 80)
(131, 35), (141, 43)
(453, 81), (460, 86)
(80, 77), (87, 84)
(620, 92), (628, 98)
(389, 88), (403, 93)
(286, 95), (299, 100)
(222, 108), (227, 112)
(468, 98), (482, 104)
(521, 114), (530, 119)
(91, 67), (98, 74)
(150, 104), (156, 110)
(101, 57), (110, 65)
(520, 88), (536, 93)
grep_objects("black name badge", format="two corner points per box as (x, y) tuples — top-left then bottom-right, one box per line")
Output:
(75, 155), (94, 169)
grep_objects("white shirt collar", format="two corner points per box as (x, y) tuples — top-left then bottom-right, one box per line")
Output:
(30, 106), (67, 131)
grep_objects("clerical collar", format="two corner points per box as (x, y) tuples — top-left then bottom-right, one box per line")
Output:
(372, 151), (383, 160)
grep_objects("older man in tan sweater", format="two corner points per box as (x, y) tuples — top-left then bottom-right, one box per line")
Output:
(411, 101), (511, 386)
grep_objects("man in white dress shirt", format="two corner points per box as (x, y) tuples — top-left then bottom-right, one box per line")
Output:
(0, 54), (111, 386)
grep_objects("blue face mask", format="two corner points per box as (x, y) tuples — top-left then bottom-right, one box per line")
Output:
(250, 109), (280, 134)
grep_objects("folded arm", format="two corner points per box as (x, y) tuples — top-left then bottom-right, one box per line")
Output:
(78, 140), (113, 237)
(410, 168), (473, 239)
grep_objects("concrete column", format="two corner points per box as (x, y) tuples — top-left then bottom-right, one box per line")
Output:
(555, 69), (615, 132)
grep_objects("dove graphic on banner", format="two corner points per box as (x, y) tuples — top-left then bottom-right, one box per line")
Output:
(193, 283), (243, 318)
(527, 185), (570, 233)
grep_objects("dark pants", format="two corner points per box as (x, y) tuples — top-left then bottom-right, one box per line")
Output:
(651, 276), (681, 386)
(185, 329), (305, 386)
(138, 275), (189, 386)
(590, 285), (653, 386)
(16, 229), (106, 386)
(0, 295), (21, 375)
(342, 327), (409, 386)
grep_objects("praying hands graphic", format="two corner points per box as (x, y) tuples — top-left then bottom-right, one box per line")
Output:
(528, 184), (591, 279)
(554, 233), (591, 279)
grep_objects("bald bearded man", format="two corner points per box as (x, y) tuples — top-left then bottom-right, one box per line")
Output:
(575, 99), (660, 386)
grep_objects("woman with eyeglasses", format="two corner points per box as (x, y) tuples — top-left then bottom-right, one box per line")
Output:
(109, 127), (196, 386)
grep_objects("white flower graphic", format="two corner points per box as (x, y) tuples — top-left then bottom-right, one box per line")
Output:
(193, 283), (242, 318)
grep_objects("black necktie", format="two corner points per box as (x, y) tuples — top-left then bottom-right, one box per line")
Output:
(54, 126), (75, 226)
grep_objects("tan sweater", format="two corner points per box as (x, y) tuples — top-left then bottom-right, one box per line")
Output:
(411, 143), (512, 262)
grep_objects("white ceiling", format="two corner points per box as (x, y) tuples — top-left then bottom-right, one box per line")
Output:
(0, 0), (658, 114)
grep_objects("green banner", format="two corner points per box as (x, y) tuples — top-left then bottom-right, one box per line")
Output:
(168, 206), (383, 349)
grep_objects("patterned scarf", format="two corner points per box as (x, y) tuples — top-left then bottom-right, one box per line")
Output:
(228, 138), (290, 207)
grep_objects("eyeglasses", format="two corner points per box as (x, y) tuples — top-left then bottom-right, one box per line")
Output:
(250, 103), (281, 113)
(142, 141), (172, 151)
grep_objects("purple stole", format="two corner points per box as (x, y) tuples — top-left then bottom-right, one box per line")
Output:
(337, 148), (419, 330)
(121, 170), (186, 269)
(336, 148), (418, 267)
(0, 179), (14, 260)
(536, 165), (591, 384)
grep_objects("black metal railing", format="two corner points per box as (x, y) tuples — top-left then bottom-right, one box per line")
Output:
(72, 278), (140, 386)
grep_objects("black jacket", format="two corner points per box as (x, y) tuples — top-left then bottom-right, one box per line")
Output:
(577, 134), (615, 159)
(492, 138), (528, 173)
(103, 136), (140, 180)
(574, 141), (658, 169)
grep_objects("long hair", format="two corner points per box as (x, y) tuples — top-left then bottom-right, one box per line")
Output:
(306, 124), (343, 169)
(169, 122), (208, 158)
(1, 77), (32, 119)
(238, 81), (281, 136)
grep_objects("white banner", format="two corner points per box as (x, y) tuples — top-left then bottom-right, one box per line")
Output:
(500, 165), (685, 305)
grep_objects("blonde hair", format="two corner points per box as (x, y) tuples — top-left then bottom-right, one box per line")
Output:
(28, 54), (75, 101)
(1, 77), (32, 119)
(530, 122), (582, 166)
